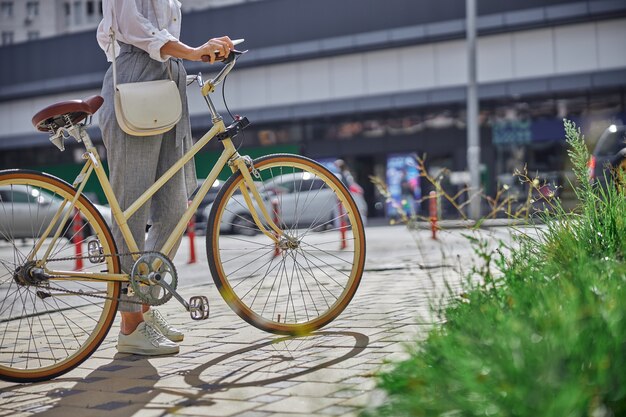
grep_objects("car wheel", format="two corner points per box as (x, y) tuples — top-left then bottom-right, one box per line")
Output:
(231, 214), (259, 236)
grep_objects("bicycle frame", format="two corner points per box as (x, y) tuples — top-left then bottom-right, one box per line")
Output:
(30, 65), (284, 283)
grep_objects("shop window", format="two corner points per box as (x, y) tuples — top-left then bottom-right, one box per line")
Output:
(588, 93), (622, 117)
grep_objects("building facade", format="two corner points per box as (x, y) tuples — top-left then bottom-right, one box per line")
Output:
(0, 0), (625, 217)
(0, 0), (262, 45)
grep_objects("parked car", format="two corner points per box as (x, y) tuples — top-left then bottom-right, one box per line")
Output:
(190, 179), (223, 235)
(205, 172), (367, 236)
(589, 124), (626, 185)
(0, 184), (112, 240)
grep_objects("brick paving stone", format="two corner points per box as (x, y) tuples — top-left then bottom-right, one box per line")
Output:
(318, 405), (358, 416)
(126, 408), (165, 417)
(253, 394), (287, 403)
(91, 400), (132, 410)
(327, 389), (363, 399)
(174, 399), (262, 416)
(47, 390), (139, 409)
(340, 393), (374, 407)
(236, 411), (273, 417)
(341, 376), (374, 385)
(275, 381), (344, 398)
(72, 376), (157, 393)
(256, 396), (341, 414)
(48, 389), (83, 398)
(207, 386), (278, 401)
(259, 414), (313, 417)
(264, 380), (301, 389)
(291, 368), (364, 383)
(0, 411), (34, 417)
(120, 386), (152, 394)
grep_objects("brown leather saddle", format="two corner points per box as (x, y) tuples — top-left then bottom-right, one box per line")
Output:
(32, 95), (104, 132)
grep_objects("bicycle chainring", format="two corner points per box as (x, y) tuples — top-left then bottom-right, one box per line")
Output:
(129, 252), (178, 306)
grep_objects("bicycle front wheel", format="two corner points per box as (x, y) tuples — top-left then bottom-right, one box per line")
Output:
(0, 170), (120, 382)
(207, 154), (366, 335)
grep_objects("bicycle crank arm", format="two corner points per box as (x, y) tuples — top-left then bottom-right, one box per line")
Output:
(155, 279), (189, 310)
(156, 279), (210, 320)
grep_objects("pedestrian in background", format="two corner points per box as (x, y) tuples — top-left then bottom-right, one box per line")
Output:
(335, 159), (364, 194)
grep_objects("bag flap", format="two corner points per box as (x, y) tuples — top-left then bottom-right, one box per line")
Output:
(116, 80), (182, 129)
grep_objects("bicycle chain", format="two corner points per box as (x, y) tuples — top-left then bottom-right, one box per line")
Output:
(34, 250), (167, 306)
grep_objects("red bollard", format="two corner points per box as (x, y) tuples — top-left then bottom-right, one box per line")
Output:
(187, 212), (197, 264)
(272, 199), (280, 257)
(338, 202), (347, 250)
(72, 209), (83, 270)
(429, 191), (438, 240)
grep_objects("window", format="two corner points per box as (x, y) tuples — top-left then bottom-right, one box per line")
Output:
(0, 1), (13, 19)
(1, 31), (13, 45)
(73, 1), (82, 25)
(26, 1), (38, 17)
(86, 0), (98, 21)
(64, 2), (70, 26)
(27, 30), (39, 40)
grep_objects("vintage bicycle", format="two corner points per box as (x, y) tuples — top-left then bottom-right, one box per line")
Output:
(0, 48), (366, 383)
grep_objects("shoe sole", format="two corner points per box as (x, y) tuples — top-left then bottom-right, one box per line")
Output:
(116, 345), (179, 356)
(165, 334), (184, 342)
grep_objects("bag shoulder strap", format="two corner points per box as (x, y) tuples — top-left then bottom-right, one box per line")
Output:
(109, 0), (174, 87)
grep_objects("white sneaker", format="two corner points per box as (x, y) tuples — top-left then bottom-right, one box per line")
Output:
(143, 309), (184, 342)
(117, 322), (179, 355)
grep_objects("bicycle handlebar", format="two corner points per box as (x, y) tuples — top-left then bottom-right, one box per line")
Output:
(208, 49), (246, 86)
(190, 48), (247, 120)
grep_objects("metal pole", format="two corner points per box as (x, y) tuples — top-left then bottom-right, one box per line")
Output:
(466, 0), (481, 219)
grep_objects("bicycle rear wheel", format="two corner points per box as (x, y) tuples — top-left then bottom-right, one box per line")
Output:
(0, 170), (120, 382)
(207, 154), (366, 335)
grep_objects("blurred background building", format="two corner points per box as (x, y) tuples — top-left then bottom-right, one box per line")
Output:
(0, 0), (625, 218)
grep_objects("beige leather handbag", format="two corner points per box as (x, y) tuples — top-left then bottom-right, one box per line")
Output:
(109, 2), (182, 136)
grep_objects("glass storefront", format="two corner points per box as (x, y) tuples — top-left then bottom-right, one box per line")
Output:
(4, 88), (624, 218)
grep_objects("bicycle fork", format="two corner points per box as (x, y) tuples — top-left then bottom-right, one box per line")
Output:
(228, 153), (285, 243)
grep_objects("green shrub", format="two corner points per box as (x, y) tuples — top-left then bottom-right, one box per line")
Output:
(365, 121), (626, 417)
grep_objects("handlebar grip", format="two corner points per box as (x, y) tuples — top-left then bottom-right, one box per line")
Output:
(201, 53), (238, 64)
(201, 55), (229, 63)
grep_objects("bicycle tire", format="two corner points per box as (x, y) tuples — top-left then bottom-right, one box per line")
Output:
(0, 170), (120, 383)
(206, 154), (366, 335)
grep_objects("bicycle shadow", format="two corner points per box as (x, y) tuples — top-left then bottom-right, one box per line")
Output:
(185, 331), (369, 389)
(20, 331), (368, 416)
(156, 331), (371, 412)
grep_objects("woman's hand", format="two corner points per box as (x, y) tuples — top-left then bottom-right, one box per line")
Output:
(160, 36), (235, 63)
(193, 36), (235, 63)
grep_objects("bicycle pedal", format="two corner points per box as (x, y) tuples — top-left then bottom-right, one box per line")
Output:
(189, 296), (209, 320)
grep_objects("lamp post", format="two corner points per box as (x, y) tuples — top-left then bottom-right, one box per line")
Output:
(466, 0), (481, 220)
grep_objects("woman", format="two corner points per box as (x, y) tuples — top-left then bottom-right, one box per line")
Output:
(97, 0), (234, 356)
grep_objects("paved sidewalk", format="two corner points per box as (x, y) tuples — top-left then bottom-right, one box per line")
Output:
(0, 225), (523, 417)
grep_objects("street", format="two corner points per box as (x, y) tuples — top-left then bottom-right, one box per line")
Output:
(0, 223), (536, 417)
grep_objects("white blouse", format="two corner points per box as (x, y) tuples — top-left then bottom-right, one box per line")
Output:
(97, 0), (182, 63)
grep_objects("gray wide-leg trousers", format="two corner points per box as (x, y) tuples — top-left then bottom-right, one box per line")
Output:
(99, 44), (193, 312)
(104, 129), (187, 312)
